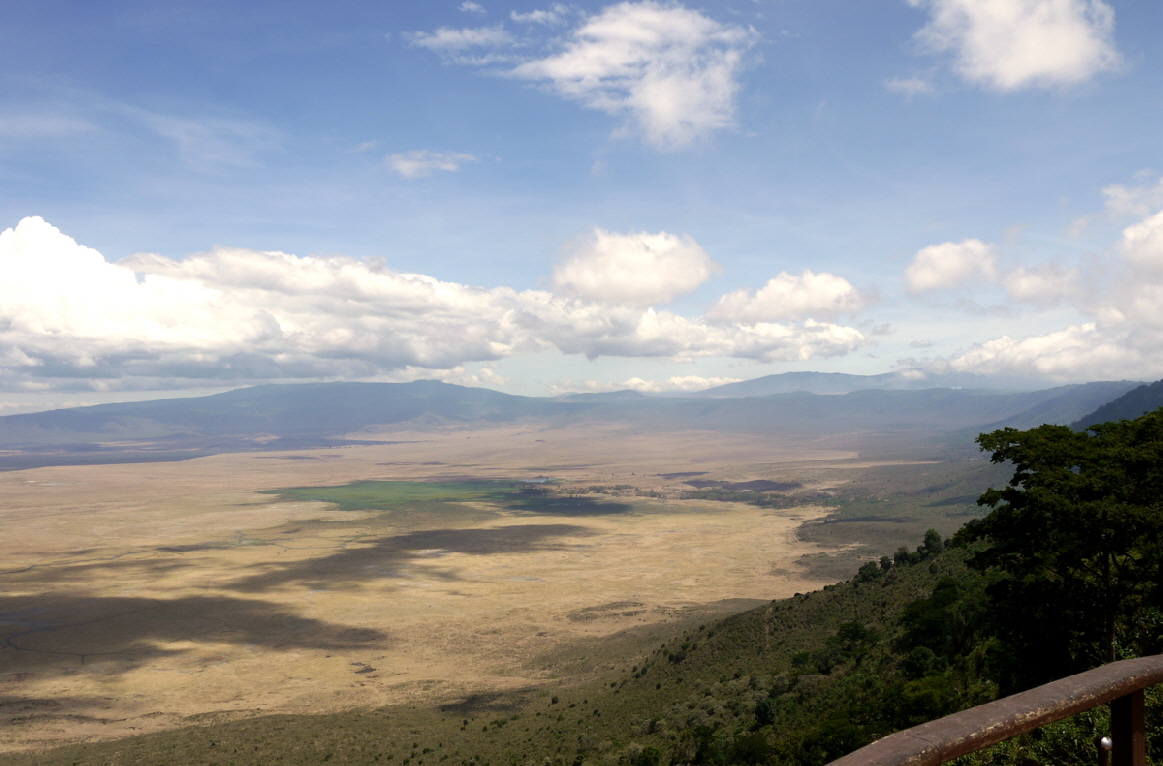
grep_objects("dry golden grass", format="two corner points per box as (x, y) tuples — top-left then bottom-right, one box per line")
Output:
(0, 422), (865, 753)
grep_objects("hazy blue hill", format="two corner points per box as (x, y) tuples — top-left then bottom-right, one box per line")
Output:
(0, 379), (1140, 464)
(1071, 379), (1163, 429)
(600, 382), (1141, 437)
(689, 370), (1057, 397)
(691, 371), (904, 396)
(0, 380), (574, 447)
(553, 389), (647, 401)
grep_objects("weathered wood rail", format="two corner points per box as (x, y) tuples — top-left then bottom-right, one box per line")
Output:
(826, 655), (1163, 766)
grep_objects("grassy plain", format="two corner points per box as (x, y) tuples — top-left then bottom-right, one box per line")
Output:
(0, 421), (993, 756)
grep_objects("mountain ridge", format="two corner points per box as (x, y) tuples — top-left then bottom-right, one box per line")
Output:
(0, 379), (1141, 470)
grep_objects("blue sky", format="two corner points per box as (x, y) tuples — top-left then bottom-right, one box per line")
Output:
(0, 0), (1160, 411)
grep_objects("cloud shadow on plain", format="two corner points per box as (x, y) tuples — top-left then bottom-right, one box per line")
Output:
(226, 523), (596, 592)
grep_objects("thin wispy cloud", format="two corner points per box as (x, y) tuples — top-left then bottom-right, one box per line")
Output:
(883, 76), (935, 95)
(385, 150), (479, 178)
(128, 109), (283, 171)
(0, 111), (97, 139)
(511, 4), (572, 25)
(408, 25), (513, 51)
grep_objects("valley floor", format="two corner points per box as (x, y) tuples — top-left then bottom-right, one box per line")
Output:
(0, 422), (869, 753)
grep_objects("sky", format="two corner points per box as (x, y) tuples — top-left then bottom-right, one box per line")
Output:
(0, 0), (1160, 413)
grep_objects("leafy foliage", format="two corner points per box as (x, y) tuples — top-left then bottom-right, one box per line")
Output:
(963, 407), (1163, 690)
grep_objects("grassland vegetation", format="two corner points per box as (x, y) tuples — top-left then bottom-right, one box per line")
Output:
(3, 409), (1158, 765)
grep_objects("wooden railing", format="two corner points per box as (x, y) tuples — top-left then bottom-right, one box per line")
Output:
(827, 655), (1163, 766)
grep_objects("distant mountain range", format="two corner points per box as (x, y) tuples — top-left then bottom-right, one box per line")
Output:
(0, 376), (1149, 470)
(686, 370), (1056, 397)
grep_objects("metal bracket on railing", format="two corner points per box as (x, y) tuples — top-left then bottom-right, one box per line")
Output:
(1096, 734), (1112, 766)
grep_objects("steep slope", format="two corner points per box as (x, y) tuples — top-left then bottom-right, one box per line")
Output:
(1071, 379), (1163, 429)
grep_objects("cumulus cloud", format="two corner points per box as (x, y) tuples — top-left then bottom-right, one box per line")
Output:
(511, 2), (756, 149)
(932, 207), (1163, 380)
(0, 217), (871, 393)
(707, 270), (866, 323)
(385, 150), (479, 178)
(908, 0), (1120, 90)
(551, 228), (719, 306)
(905, 237), (1083, 306)
(460, 1), (487, 15)
(905, 238), (998, 292)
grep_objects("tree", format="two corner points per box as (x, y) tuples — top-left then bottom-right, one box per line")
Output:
(962, 407), (1163, 691)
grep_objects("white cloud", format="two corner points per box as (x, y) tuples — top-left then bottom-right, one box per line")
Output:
(906, 237), (1083, 306)
(999, 263), (1079, 306)
(349, 140), (378, 153)
(905, 238), (998, 292)
(406, 25), (515, 57)
(510, 1), (757, 149)
(707, 270), (866, 323)
(935, 207), (1163, 380)
(385, 150), (479, 178)
(884, 76), (935, 95)
(460, 1), (487, 15)
(0, 217), (871, 393)
(1119, 209), (1163, 274)
(623, 375), (740, 392)
(551, 227), (719, 306)
(511, 4), (571, 24)
(1103, 176), (1163, 219)
(547, 374), (741, 395)
(908, 0), (1120, 90)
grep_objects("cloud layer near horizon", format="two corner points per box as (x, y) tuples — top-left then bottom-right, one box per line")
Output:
(905, 199), (1163, 382)
(0, 217), (869, 393)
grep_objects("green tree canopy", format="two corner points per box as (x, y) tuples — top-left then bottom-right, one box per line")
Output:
(962, 406), (1163, 692)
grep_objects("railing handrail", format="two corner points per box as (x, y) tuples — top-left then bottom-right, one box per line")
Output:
(826, 655), (1163, 766)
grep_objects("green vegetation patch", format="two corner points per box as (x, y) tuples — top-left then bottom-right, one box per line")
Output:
(265, 480), (515, 511)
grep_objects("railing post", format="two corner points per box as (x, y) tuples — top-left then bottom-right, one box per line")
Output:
(1110, 689), (1145, 766)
